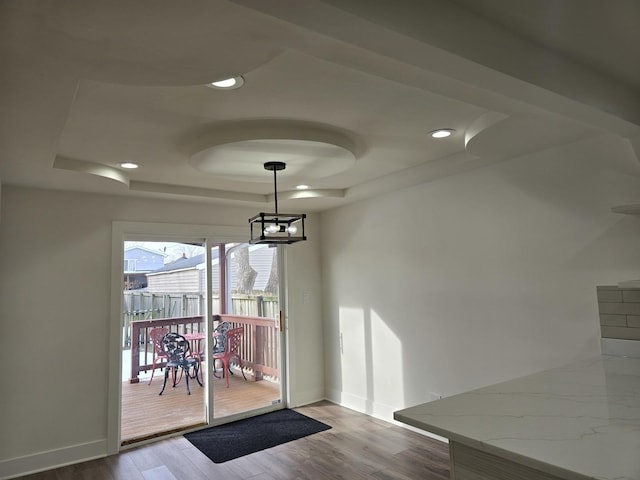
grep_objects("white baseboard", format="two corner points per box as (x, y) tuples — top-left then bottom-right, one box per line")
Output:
(288, 386), (325, 408)
(0, 439), (107, 480)
(325, 388), (448, 443)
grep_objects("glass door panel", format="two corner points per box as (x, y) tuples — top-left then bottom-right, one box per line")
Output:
(120, 241), (207, 445)
(212, 243), (282, 419)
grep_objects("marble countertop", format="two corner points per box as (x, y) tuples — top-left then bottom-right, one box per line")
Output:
(394, 355), (640, 480)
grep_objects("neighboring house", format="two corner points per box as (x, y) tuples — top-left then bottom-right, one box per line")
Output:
(145, 244), (275, 294)
(124, 246), (167, 289)
(146, 251), (208, 293)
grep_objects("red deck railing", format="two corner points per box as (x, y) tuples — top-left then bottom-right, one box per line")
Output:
(129, 314), (279, 383)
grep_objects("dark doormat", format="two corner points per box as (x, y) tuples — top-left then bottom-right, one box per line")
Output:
(184, 409), (332, 463)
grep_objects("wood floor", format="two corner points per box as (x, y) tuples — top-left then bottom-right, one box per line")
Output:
(122, 369), (281, 443)
(17, 401), (451, 480)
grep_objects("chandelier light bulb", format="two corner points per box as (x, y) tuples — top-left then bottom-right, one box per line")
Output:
(264, 224), (279, 234)
(287, 224), (298, 235)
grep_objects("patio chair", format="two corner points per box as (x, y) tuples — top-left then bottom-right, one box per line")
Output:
(147, 327), (172, 385)
(213, 320), (232, 353)
(213, 320), (233, 352)
(212, 327), (247, 388)
(212, 320), (233, 377)
(158, 332), (203, 395)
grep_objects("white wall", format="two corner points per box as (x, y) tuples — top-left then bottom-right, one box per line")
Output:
(0, 188), (323, 477)
(321, 134), (640, 421)
(284, 219), (325, 407)
(3, 133), (639, 475)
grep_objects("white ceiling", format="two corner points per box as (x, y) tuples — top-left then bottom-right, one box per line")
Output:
(1, 0), (639, 212)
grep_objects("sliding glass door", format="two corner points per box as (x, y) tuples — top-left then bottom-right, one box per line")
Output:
(113, 230), (286, 448)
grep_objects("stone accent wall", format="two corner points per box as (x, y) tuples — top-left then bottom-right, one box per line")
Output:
(597, 286), (640, 340)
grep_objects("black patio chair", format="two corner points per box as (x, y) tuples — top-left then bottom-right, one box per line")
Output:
(213, 320), (233, 354)
(158, 332), (203, 395)
(212, 320), (233, 377)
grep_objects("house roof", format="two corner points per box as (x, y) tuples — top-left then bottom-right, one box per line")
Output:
(149, 252), (215, 274)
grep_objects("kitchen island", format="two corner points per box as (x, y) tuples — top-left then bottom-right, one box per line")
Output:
(394, 355), (640, 480)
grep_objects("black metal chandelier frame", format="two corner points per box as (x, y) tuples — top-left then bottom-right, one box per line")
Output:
(249, 161), (307, 245)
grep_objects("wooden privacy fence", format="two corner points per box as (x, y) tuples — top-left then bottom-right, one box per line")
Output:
(123, 292), (205, 320)
(129, 314), (280, 384)
(122, 292), (277, 347)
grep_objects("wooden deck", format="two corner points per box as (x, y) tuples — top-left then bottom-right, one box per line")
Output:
(121, 367), (281, 445)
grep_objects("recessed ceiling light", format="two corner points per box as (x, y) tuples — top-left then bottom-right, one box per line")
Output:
(208, 76), (245, 90)
(296, 184), (310, 190)
(430, 129), (455, 138)
(119, 162), (139, 169)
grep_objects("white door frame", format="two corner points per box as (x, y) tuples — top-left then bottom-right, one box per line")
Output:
(107, 221), (290, 454)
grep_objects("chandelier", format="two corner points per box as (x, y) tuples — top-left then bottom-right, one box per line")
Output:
(249, 161), (307, 244)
